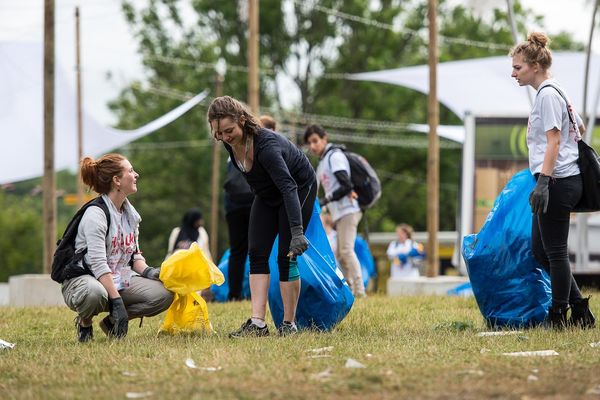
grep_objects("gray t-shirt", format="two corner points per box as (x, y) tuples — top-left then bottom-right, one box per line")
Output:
(527, 78), (582, 178)
(74, 194), (142, 290)
(316, 144), (361, 222)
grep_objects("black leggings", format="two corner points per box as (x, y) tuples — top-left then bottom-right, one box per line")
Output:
(226, 206), (251, 300)
(248, 182), (317, 281)
(531, 173), (583, 308)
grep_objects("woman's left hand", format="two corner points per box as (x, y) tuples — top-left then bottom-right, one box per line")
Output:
(142, 266), (161, 280)
(289, 226), (309, 256)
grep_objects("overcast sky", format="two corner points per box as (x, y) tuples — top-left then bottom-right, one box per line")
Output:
(0, 0), (598, 125)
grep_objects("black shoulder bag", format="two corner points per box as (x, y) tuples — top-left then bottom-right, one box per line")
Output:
(538, 85), (600, 212)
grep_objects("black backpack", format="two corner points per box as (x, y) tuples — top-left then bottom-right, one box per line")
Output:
(326, 145), (382, 210)
(51, 196), (110, 283)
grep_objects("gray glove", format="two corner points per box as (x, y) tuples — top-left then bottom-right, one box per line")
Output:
(288, 225), (308, 257)
(142, 266), (161, 281)
(108, 297), (128, 339)
(529, 174), (550, 214)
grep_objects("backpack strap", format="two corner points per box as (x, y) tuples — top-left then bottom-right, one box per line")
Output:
(537, 84), (579, 137)
(325, 145), (346, 171)
(73, 197), (111, 266)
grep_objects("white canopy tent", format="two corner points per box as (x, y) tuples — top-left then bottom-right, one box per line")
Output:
(349, 52), (600, 272)
(0, 42), (207, 185)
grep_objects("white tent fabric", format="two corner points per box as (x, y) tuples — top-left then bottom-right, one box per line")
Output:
(349, 51), (600, 119)
(0, 42), (207, 184)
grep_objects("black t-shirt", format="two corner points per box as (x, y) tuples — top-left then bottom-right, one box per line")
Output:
(224, 128), (316, 227)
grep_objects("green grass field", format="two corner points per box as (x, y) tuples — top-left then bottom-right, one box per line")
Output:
(1, 295), (599, 399)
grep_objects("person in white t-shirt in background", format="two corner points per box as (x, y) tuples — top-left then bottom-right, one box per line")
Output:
(386, 223), (420, 278)
(305, 124), (366, 297)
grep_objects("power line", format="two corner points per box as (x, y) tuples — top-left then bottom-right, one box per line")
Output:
(121, 139), (213, 150)
(294, 0), (512, 51)
(124, 82), (462, 147)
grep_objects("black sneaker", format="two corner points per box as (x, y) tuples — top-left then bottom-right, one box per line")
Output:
(99, 315), (115, 337)
(542, 305), (569, 330)
(277, 321), (298, 336)
(569, 297), (596, 329)
(229, 319), (269, 338)
(76, 317), (93, 343)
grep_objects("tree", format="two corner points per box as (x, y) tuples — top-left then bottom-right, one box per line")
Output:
(0, 191), (43, 281)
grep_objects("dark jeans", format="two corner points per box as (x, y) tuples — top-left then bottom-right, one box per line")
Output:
(531, 173), (583, 308)
(226, 206), (252, 300)
(248, 182), (317, 281)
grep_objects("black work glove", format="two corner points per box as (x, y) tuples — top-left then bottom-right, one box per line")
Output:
(529, 174), (550, 214)
(288, 225), (309, 257)
(319, 197), (329, 207)
(142, 266), (161, 281)
(108, 297), (128, 339)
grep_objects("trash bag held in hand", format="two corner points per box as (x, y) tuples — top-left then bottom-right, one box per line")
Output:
(462, 169), (551, 328)
(211, 249), (251, 302)
(159, 242), (224, 334)
(268, 201), (354, 331)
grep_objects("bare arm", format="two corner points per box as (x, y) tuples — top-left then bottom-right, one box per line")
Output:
(98, 273), (120, 299)
(541, 128), (560, 176)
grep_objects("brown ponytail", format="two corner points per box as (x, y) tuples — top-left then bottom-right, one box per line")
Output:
(80, 153), (126, 194)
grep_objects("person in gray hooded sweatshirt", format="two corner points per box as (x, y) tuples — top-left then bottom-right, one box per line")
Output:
(62, 153), (173, 342)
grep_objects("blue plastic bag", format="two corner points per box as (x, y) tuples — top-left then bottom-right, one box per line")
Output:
(269, 201), (354, 330)
(355, 235), (376, 288)
(215, 233), (374, 302)
(462, 169), (551, 328)
(211, 249), (251, 302)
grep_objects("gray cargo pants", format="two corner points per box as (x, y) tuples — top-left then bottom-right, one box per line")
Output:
(62, 274), (174, 320)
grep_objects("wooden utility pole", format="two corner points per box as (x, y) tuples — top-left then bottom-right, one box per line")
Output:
(248, 0), (259, 113)
(210, 74), (224, 259)
(75, 6), (85, 207)
(43, 0), (56, 274)
(426, 0), (440, 277)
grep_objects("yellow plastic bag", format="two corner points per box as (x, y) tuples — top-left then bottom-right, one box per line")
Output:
(159, 242), (224, 294)
(158, 242), (224, 334)
(160, 292), (211, 334)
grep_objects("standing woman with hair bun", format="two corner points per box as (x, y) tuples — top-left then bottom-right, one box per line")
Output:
(510, 32), (595, 329)
(61, 153), (173, 342)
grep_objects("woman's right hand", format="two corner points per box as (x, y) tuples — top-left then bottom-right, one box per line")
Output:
(108, 297), (128, 338)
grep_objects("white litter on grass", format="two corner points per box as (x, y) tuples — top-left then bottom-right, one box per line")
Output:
(184, 358), (222, 372)
(121, 371), (137, 377)
(476, 331), (523, 337)
(125, 391), (153, 399)
(457, 369), (484, 376)
(480, 348), (490, 354)
(532, 369), (539, 374)
(586, 385), (600, 395)
(502, 350), (559, 357)
(344, 358), (366, 368)
(307, 355), (332, 359)
(311, 368), (333, 381)
(307, 346), (333, 354)
(527, 375), (539, 382)
(365, 353), (373, 358)
(590, 341), (600, 348)
(0, 339), (15, 350)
